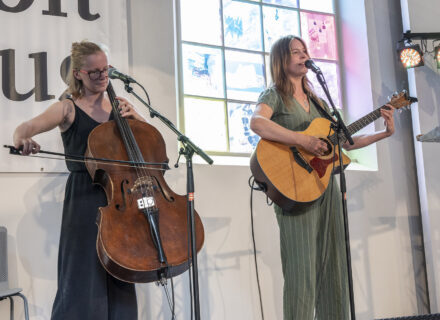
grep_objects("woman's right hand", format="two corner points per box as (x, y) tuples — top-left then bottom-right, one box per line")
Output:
(13, 137), (40, 156)
(299, 134), (328, 157)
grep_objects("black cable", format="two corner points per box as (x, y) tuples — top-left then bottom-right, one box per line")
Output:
(248, 175), (273, 206)
(171, 276), (175, 319)
(135, 81), (151, 106)
(248, 175), (265, 320)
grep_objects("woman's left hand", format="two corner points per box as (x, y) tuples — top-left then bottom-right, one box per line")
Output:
(381, 104), (395, 136)
(116, 97), (144, 121)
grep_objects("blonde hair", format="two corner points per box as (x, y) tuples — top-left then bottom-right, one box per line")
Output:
(269, 35), (323, 108)
(67, 41), (106, 99)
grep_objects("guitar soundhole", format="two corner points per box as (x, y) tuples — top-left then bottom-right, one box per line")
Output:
(320, 138), (333, 156)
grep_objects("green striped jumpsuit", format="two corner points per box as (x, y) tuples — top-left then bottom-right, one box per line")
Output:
(257, 87), (349, 320)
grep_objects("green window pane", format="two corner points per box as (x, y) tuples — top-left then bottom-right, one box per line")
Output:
(184, 98), (227, 152)
(299, 0), (334, 13)
(263, 6), (299, 52)
(182, 44), (225, 98)
(307, 61), (340, 108)
(263, 0), (298, 8)
(223, 0), (262, 51)
(300, 11), (337, 60)
(180, 0), (222, 45)
(228, 103), (260, 153)
(225, 50), (265, 101)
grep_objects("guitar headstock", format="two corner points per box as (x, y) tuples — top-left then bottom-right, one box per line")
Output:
(388, 90), (418, 110)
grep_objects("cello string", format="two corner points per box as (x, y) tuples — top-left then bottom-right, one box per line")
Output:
(107, 82), (145, 181)
(107, 82), (155, 211)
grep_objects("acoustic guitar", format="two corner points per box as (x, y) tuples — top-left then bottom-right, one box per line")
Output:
(250, 91), (417, 211)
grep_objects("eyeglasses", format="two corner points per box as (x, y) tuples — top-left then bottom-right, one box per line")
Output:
(78, 68), (109, 80)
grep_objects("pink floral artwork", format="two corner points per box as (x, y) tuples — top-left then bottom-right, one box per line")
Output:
(300, 12), (337, 60)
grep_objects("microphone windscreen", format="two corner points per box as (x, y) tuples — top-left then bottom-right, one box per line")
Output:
(108, 67), (118, 79)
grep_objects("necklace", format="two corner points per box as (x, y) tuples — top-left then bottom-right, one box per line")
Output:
(294, 94), (308, 106)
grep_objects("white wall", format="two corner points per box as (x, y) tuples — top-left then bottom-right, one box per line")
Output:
(400, 0), (440, 313)
(0, 0), (434, 319)
(344, 1), (428, 318)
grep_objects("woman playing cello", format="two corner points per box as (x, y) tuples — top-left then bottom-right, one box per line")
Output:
(13, 41), (143, 319)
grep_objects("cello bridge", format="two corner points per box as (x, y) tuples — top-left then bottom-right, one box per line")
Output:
(129, 176), (155, 194)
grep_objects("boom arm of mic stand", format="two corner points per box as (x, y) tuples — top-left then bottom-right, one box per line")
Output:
(123, 83), (213, 165)
(316, 73), (354, 145)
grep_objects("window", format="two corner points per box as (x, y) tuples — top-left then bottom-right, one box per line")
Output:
(177, 0), (339, 158)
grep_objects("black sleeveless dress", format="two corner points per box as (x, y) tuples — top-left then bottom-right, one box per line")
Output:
(51, 99), (138, 320)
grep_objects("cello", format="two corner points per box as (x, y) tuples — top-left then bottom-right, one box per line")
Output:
(84, 81), (204, 283)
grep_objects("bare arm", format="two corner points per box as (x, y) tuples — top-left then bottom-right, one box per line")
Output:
(343, 105), (395, 151)
(13, 99), (74, 155)
(250, 103), (329, 157)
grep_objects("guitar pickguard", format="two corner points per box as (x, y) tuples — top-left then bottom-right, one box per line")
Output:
(309, 154), (339, 178)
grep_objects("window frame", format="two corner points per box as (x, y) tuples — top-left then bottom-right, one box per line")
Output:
(175, 0), (340, 158)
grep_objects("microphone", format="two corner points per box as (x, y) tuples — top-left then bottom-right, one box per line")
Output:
(108, 67), (136, 83)
(305, 59), (322, 74)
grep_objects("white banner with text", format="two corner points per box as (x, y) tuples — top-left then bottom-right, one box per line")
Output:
(0, 0), (129, 172)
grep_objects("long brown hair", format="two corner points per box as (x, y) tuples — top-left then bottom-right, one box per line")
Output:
(269, 35), (322, 107)
(67, 41), (105, 99)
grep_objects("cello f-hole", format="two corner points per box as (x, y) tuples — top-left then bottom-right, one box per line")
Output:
(116, 179), (130, 211)
(152, 176), (175, 202)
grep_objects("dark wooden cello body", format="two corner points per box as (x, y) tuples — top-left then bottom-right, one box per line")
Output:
(85, 82), (204, 283)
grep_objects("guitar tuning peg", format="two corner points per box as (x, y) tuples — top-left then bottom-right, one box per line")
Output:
(398, 109), (403, 114)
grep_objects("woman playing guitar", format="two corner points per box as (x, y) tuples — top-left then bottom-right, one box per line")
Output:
(250, 35), (395, 320)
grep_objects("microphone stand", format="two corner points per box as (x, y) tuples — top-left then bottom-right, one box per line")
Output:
(122, 80), (213, 320)
(312, 68), (356, 320)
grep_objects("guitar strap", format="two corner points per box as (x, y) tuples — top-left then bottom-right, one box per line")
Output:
(309, 96), (337, 124)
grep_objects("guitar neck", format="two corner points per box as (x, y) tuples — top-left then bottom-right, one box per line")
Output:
(347, 106), (387, 136)
(330, 105), (387, 145)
